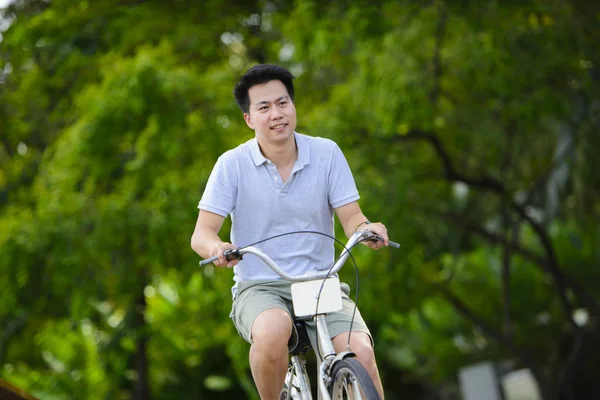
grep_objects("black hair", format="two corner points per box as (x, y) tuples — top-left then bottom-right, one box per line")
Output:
(233, 64), (295, 113)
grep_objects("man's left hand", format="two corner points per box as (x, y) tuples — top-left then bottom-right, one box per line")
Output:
(361, 222), (388, 250)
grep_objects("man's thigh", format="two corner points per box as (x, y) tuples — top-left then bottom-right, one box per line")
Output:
(230, 280), (294, 344)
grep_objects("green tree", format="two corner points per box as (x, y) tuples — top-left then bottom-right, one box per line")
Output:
(1, 1), (599, 399)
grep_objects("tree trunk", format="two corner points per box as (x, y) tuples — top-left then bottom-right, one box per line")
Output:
(132, 271), (150, 400)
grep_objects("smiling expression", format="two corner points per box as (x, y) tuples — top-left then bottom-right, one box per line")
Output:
(243, 80), (297, 146)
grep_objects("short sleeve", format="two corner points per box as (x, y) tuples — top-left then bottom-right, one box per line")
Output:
(198, 153), (238, 217)
(328, 144), (360, 208)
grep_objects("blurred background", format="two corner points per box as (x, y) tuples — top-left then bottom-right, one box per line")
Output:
(0, 0), (599, 399)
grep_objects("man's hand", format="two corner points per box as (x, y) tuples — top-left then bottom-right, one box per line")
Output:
(360, 222), (388, 250)
(209, 242), (239, 268)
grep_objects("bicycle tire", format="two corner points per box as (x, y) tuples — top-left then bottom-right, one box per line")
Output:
(329, 357), (380, 400)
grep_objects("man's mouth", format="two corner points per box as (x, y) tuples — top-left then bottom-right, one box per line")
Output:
(271, 123), (287, 130)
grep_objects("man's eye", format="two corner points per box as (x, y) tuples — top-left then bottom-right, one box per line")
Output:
(259, 106), (268, 111)
(279, 101), (287, 106)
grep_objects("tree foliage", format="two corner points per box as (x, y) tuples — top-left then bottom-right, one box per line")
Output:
(1, 1), (599, 399)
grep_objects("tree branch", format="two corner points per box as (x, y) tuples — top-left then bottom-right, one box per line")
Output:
(442, 211), (545, 265)
(390, 130), (600, 320)
(441, 288), (551, 398)
(391, 130), (509, 193)
(509, 203), (600, 318)
(501, 213), (519, 338)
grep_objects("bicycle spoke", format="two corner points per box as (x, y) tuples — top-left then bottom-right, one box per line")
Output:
(350, 376), (362, 399)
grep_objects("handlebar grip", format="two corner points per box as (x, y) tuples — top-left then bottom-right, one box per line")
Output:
(199, 255), (219, 266)
(388, 240), (401, 248)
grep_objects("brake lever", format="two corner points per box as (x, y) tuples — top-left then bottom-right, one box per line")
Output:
(368, 234), (401, 248)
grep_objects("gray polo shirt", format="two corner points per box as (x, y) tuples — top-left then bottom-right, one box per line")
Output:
(198, 132), (359, 296)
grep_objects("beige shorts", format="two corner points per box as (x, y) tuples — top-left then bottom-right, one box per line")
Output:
(230, 280), (373, 352)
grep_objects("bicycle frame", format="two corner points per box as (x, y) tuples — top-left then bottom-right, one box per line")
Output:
(286, 354), (311, 399)
(200, 230), (397, 399)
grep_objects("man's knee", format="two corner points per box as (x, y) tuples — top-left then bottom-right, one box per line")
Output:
(251, 308), (293, 348)
(334, 332), (376, 365)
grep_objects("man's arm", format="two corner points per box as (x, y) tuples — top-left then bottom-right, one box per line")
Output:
(334, 201), (389, 249)
(190, 210), (238, 268)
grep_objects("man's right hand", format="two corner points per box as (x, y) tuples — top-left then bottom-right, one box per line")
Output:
(209, 242), (239, 268)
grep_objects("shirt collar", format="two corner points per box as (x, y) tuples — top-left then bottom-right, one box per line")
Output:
(295, 132), (310, 168)
(250, 132), (311, 168)
(249, 137), (268, 166)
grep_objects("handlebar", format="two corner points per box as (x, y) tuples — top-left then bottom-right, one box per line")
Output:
(199, 230), (400, 281)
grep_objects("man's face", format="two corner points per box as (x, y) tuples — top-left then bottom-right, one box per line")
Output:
(244, 80), (297, 146)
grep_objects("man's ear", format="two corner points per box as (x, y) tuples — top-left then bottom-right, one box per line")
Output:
(243, 113), (254, 129)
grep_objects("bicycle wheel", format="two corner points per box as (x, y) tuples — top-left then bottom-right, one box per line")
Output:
(329, 357), (380, 400)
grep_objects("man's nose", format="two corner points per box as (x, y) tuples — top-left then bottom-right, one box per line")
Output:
(270, 107), (283, 119)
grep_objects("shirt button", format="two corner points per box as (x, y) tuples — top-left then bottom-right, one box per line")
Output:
(274, 177), (279, 181)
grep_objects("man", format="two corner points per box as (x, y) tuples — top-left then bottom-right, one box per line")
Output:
(191, 64), (388, 399)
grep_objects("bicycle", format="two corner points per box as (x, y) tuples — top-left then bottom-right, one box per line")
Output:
(200, 229), (400, 400)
